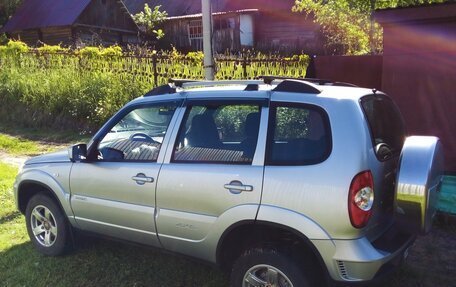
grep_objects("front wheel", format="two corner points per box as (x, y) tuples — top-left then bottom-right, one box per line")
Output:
(25, 193), (71, 256)
(230, 248), (313, 287)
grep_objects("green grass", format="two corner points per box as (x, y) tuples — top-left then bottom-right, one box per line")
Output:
(0, 124), (91, 145)
(0, 125), (91, 157)
(0, 162), (228, 286)
(0, 45), (309, 131)
(0, 134), (46, 156)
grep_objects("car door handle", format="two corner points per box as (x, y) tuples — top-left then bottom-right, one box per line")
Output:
(132, 173), (154, 185)
(224, 180), (253, 194)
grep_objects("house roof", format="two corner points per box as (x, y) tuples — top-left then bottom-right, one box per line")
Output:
(167, 9), (259, 21)
(125, 0), (296, 16)
(374, 1), (456, 25)
(2, 0), (92, 33)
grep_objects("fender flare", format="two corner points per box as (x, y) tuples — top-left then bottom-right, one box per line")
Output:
(215, 204), (334, 269)
(17, 169), (73, 218)
(256, 204), (332, 240)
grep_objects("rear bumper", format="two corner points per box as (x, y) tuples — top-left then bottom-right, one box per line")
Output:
(313, 223), (416, 284)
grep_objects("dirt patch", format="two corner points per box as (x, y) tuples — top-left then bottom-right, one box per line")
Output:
(383, 216), (456, 287)
(0, 152), (29, 167)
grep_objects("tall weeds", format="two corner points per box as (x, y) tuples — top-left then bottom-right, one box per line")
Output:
(0, 41), (309, 131)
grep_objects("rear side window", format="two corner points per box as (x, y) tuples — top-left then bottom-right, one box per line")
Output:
(266, 102), (331, 165)
(361, 95), (406, 161)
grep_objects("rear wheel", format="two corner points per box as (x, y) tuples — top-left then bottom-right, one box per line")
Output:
(230, 248), (313, 287)
(25, 193), (71, 256)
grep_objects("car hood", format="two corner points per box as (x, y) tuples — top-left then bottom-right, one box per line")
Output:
(25, 150), (70, 165)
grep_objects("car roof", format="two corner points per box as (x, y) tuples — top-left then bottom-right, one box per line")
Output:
(128, 79), (377, 106)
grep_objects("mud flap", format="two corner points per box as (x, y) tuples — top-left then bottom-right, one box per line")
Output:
(395, 136), (444, 235)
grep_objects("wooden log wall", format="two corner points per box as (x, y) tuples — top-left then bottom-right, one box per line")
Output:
(41, 27), (73, 46)
(10, 31), (40, 46)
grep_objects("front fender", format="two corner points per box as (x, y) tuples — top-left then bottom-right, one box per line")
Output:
(15, 165), (73, 219)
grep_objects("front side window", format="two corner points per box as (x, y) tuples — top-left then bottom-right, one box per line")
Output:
(97, 103), (178, 162)
(267, 103), (331, 165)
(173, 103), (261, 164)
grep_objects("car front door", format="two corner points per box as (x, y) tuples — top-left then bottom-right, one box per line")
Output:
(70, 100), (181, 246)
(155, 97), (268, 260)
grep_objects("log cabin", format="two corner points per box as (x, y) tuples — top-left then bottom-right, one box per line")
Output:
(2, 0), (140, 47)
(125, 0), (323, 54)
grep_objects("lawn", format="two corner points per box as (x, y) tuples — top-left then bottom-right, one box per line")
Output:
(0, 136), (455, 286)
(0, 162), (227, 287)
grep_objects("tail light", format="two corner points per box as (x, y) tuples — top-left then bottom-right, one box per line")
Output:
(348, 171), (374, 228)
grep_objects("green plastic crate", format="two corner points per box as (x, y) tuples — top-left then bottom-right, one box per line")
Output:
(438, 176), (456, 215)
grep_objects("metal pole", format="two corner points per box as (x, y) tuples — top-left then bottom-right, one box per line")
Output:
(202, 0), (214, 80)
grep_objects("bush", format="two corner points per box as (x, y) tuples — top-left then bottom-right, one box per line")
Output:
(37, 44), (68, 54)
(77, 46), (102, 58)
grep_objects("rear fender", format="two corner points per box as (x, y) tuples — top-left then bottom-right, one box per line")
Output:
(257, 204), (332, 240)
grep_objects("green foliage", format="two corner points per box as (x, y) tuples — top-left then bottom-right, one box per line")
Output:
(275, 107), (310, 139)
(0, 42), (309, 130)
(100, 45), (122, 57)
(0, 39), (28, 55)
(77, 46), (102, 57)
(0, 0), (22, 27)
(132, 4), (168, 40)
(0, 33), (8, 45)
(214, 105), (259, 141)
(37, 44), (68, 54)
(77, 45), (122, 58)
(186, 51), (204, 63)
(293, 0), (445, 55)
(0, 134), (42, 155)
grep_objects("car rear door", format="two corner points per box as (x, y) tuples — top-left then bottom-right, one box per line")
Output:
(155, 94), (268, 261)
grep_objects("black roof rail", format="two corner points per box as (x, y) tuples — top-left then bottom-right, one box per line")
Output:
(332, 82), (359, 87)
(144, 84), (176, 97)
(259, 75), (358, 87)
(260, 75), (330, 85)
(272, 79), (321, 94)
(169, 78), (200, 88)
(244, 84), (259, 91)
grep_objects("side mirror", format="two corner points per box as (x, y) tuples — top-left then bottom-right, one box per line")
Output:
(69, 144), (87, 162)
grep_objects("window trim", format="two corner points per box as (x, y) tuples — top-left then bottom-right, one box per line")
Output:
(188, 20), (203, 40)
(171, 100), (265, 165)
(87, 100), (183, 162)
(265, 102), (332, 166)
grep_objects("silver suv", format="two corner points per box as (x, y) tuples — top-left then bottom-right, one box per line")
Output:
(14, 77), (444, 286)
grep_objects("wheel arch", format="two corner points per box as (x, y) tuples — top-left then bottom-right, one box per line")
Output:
(216, 220), (330, 282)
(17, 179), (71, 219)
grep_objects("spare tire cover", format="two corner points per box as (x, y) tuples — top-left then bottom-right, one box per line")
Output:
(395, 136), (444, 235)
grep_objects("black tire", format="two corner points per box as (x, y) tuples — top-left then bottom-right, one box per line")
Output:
(230, 248), (313, 287)
(25, 193), (71, 256)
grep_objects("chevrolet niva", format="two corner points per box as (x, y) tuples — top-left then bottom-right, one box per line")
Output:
(14, 77), (444, 287)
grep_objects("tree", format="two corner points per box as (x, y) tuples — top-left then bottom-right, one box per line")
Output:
(132, 4), (168, 40)
(0, 0), (23, 44)
(293, 0), (446, 55)
(0, 0), (22, 27)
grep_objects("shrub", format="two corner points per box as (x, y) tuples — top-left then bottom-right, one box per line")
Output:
(100, 45), (122, 57)
(37, 44), (69, 54)
(77, 46), (102, 58)
(6, 40), (29, 54)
